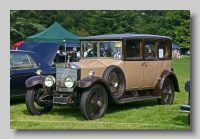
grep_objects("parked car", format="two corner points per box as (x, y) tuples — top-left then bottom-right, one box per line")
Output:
(10, 42), (60, 99)
(179, 80), (190, 124)
(25, 33), (180, 120)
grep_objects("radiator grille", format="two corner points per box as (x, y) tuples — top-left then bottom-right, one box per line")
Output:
(56, 67), (77, 92)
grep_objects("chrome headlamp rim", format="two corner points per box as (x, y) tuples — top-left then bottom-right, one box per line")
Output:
(44, 75), (55, 87)
(64, 76), (75, 88)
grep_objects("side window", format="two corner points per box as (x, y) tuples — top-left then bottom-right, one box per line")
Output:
(10, 54), (14, 68)
(145, 41), (156, 58)
(100, 42), (112, 57)
(126, 40), (141, 59)
(81, 41), (97, 58)
(158, 41), (170, 59)
(99, 41), (122, 59)
(10, 53), (31, 69)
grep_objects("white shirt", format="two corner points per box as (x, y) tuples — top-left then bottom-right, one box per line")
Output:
(84, 49), (91, 57)
(76, 51), (80, 58)
(62, 52), (66, 55)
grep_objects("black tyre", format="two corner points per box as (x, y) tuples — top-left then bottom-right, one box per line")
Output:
(25, 87), (53, 115)
(102, 65), (126, 100)
(80, 84), (108, 120)
(157, 78), (175, 105)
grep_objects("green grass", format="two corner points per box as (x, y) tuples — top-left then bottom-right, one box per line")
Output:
(10, 55), (190, 129)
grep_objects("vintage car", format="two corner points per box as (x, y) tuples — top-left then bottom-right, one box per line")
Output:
(10, 42), (60, 99)
(25, 33), (180, 120)
(179, 80), (190, 123)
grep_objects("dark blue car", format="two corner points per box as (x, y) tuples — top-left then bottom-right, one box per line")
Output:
(10, 42), (60, 99)
(179, 80), (190, 124)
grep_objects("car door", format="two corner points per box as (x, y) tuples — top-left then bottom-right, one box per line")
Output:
(10, 69), (16, 96)
(141, 41), (158, 88)
(124, 41), (143, 90)
(10, 52), (40, 97)
(124, 61), (143, 89)
(141, 60), (158, 88)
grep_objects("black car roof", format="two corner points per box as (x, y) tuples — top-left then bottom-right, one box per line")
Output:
(80, 33), (171, 40)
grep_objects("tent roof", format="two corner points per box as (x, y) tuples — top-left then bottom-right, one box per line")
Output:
(26, 21), (80, 44)
(172, 44), (180, 50)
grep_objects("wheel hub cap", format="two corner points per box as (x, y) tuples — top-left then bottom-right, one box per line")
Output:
(97, 101), (102, 107)
(112, 78), (118, 88)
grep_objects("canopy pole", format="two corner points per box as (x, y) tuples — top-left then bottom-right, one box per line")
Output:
(64, 40), (66, 63)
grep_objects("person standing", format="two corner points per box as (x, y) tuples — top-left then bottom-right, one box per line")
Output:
(174, 49), (178, 58)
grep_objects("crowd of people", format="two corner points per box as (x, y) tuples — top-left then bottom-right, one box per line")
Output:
(54, 45), (80, 63)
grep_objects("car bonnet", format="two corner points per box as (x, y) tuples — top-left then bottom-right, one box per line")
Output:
(18, 42), (60, 66)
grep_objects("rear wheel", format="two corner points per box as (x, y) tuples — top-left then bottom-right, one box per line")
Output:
(80, 84), (108, 120)
(25, 87), (53, 115)
(157, 78), (175, 105)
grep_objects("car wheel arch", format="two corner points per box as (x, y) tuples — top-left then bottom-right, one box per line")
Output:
(77, 76), (117, 103)
(154, 70), (180, 95)
(25, 75), (48, 95)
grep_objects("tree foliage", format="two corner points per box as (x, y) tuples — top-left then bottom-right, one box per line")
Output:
(10, 10), (190, 49)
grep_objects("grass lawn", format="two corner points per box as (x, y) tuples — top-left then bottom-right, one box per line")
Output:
(10, 55), (190, 129)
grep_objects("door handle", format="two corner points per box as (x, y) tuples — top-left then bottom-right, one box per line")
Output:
(141, 62), (148, 66)
(141, 62), (145, 66)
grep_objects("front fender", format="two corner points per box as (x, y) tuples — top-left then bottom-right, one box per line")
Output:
(78, 76), (110, 89)
(153, 70), (180, 96)
(25, 75), (48, 94)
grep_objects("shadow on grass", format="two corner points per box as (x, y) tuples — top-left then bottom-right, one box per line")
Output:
(106, 99), (158, 114)
(173, 114), (190, 126)
(18, 98), (158, 120)
(10, 96), (25, 105)
(21, 104), (85, 120)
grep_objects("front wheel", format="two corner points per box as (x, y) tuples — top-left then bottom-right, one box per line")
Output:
(25, 87), (53, 115)
(80, 84), (108, 120)
(157, 78), (175, 105)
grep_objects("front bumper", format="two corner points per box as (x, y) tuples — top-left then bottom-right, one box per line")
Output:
(179, 104), (190, 113)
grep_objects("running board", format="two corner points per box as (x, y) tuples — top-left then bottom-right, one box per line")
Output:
(118, 96), (160, 104)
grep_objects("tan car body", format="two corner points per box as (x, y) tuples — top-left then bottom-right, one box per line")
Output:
(75, 58), (171, 91)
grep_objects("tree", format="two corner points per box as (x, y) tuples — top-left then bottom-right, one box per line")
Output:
(10, 10), (190, 49)
(10, 10), (47, 49)
(158, 10), (190, 48)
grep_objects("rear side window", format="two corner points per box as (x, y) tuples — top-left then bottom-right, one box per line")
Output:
(158, 41), (170, 59)
(145, 41), (156, 59)
(126, 40), (142, 59)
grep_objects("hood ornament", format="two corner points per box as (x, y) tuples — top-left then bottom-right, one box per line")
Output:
(66, 55), (71, 68)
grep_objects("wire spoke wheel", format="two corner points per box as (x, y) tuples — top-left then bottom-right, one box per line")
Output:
(80, 84), (108, 120)
(163, 82), (173, 103)
(25, 87), (53, 115)
(88, 89), (104, 117)
(157, 78), (175, 105)
(108, 71), (124, 97)
(103, 65), (126, 100)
